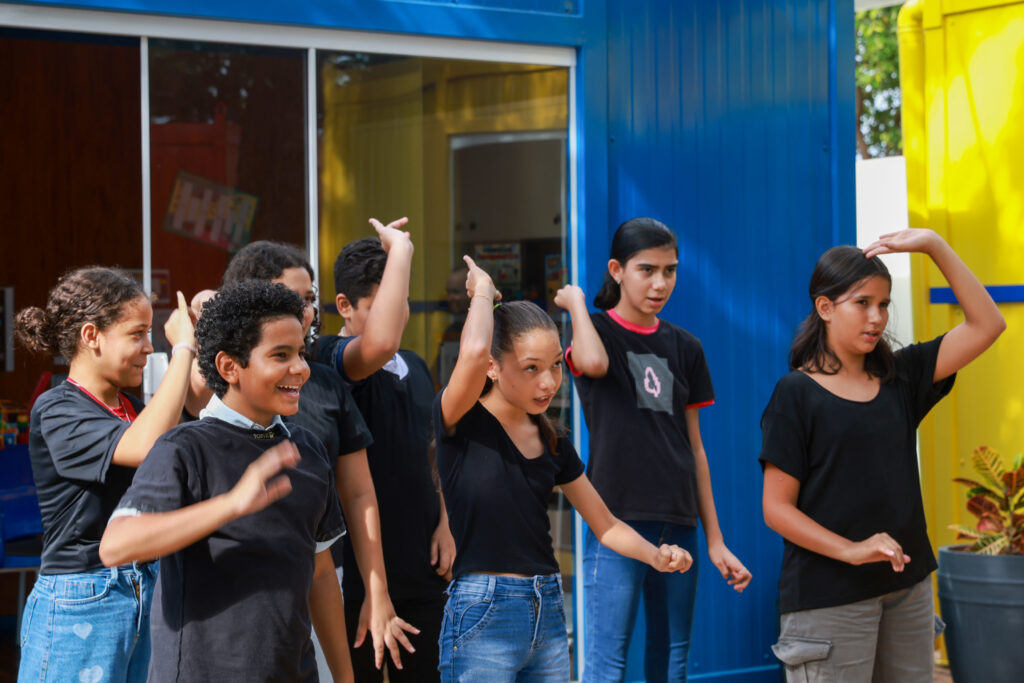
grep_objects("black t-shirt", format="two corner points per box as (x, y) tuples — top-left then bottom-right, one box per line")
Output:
(571, 311), (715, 526)
(759, 336), (954, 613)
(285, 360), (373, 567)
(317, 334), (445, 601)
(432, 394), (586, 579)
(29, 381), (144, 574)
(115, 418), (345, 683)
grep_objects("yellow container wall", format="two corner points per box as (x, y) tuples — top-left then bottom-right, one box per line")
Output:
(899, 0), (1024, 580)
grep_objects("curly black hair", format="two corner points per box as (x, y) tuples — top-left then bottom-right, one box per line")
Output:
(333, 237), (386, 306)
(196, 280), (306, 397)
(15, 266), (145, 360)
(223, 240), (319, 339)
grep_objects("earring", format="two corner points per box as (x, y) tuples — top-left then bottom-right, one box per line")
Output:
(615, 278), (621, 285)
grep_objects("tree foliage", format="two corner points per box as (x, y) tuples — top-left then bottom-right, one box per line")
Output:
(855, 7), (902, 158)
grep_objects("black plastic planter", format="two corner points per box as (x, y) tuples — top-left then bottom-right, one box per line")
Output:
(937, 545), (1024, 683)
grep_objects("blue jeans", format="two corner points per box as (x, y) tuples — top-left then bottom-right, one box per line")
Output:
(18, 562), (158, 683)
(582, 522), (700, 683)
(440, 573), (570, 682)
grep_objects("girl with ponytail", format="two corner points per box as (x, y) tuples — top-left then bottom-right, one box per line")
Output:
(556, 216), (751, 682)
(760, 230), (1005, 681)
(14, 266), (195, 682)
(434, 255), (692, 682)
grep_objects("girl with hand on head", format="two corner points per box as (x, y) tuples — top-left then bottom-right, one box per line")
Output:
(760, 229), (1004, 682)
(435, 255), (691, 682)
(14, 267), (195, 683)
(556, 216), (751, 683)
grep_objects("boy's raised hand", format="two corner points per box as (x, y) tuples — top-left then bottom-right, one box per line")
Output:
(463, 255), (501, 302)
(651, 544), (693, 573)
(369, 217), (412, 254)
(228, 441), (301, 517)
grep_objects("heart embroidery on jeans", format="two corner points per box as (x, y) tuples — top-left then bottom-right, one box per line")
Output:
(72, 623), (92, 640)
(79, 665), (103, 683)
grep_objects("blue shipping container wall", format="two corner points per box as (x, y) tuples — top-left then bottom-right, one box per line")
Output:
(8, 1), (855, 680)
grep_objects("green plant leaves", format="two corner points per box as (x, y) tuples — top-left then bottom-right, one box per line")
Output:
(955, 446), (1023, 555)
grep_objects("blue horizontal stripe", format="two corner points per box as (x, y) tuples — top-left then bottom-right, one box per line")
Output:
(930, 285), (1024, 304)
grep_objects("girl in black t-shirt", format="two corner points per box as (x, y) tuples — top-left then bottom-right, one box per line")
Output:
(14, 267), (195, 682)
(556, 217), (751, 682)
(436, 256), (692, 682)
(760, 230), (1004, 682)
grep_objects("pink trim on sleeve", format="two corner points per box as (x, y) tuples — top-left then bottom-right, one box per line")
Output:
(686, 399), (715, 409)
(565, 346), (583, 377)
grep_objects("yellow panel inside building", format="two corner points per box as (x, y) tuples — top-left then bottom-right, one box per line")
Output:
(317, 54), (569, 375)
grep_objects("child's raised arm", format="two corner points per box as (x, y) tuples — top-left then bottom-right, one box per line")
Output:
(439, 256), (499, 431)
(99, 440), (300, 566)
(862, 228), (1005, 381)
(553, 284), (609, 377)
(113, 291), (195, 466)
(340, 217), (413, 382)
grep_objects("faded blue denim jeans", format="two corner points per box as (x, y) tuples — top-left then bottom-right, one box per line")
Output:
(582, 522), (700, 683)
(440, 573), (570, 682)
(18, 562), (158, 683)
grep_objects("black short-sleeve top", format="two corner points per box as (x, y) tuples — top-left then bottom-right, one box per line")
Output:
(317, 334), (445, 602)
(432, 394), (585, 579)
(570, 310), (715, 526)
(759, 336), (955, 613)
(29, 381), (145, 574)
(114, 418), (344, 682)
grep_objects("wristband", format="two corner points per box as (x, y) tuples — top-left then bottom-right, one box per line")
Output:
(172, 343), (197, 357)
(472, 293), (494, 304)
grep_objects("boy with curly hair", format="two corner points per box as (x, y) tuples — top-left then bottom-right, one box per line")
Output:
(100, 280), (352, 682)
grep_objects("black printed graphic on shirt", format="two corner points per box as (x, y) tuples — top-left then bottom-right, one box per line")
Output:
(627, 351), (673, 414)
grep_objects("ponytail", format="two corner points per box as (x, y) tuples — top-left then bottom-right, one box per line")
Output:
(14, 267), (145, 361)
(593, 272), (621, 310)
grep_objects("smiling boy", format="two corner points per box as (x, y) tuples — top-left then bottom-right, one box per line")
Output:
(99, 280), (352, 682)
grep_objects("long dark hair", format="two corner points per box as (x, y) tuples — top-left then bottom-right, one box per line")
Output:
(789, 245), (896, 381)
(15, 266), (145, 361)
(594, 217), (678, 310)
(483, 301), (565, 453)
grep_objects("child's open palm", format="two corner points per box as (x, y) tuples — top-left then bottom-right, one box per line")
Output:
(229, 441), (301, 517)
(863, 228), (939, 259)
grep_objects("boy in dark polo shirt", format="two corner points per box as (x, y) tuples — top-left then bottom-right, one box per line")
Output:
(316, 218), (452, 682)
(100, 280), (352, 682)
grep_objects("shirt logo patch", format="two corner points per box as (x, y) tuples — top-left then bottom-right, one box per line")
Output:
(627, 351), (673, 414)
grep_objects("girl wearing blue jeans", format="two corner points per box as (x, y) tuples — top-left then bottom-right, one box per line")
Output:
(14, 268), (195, 682)
(435, 256), (692, 682)
(556, 217), (752, 682)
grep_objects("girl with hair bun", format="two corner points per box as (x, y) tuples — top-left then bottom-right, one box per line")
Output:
(556, 217), (751, 682)
(435, 256), (693, 682)
(14, 266), (195, 683)
(760, 229), (1004, 681)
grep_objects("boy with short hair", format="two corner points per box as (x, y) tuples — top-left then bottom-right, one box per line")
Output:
(100, 280), (352, 682)
(316, 218), (453, 682)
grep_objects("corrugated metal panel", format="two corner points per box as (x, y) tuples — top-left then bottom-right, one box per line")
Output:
(601, 1), (855, 679)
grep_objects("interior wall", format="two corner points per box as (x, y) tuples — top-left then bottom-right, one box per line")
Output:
(0, 29), (142, 404)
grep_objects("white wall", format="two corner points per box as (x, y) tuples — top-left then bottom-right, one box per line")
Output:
(855, 155), (915, 347)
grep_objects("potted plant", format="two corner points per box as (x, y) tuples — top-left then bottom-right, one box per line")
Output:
(937, 445), (1024, 682)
